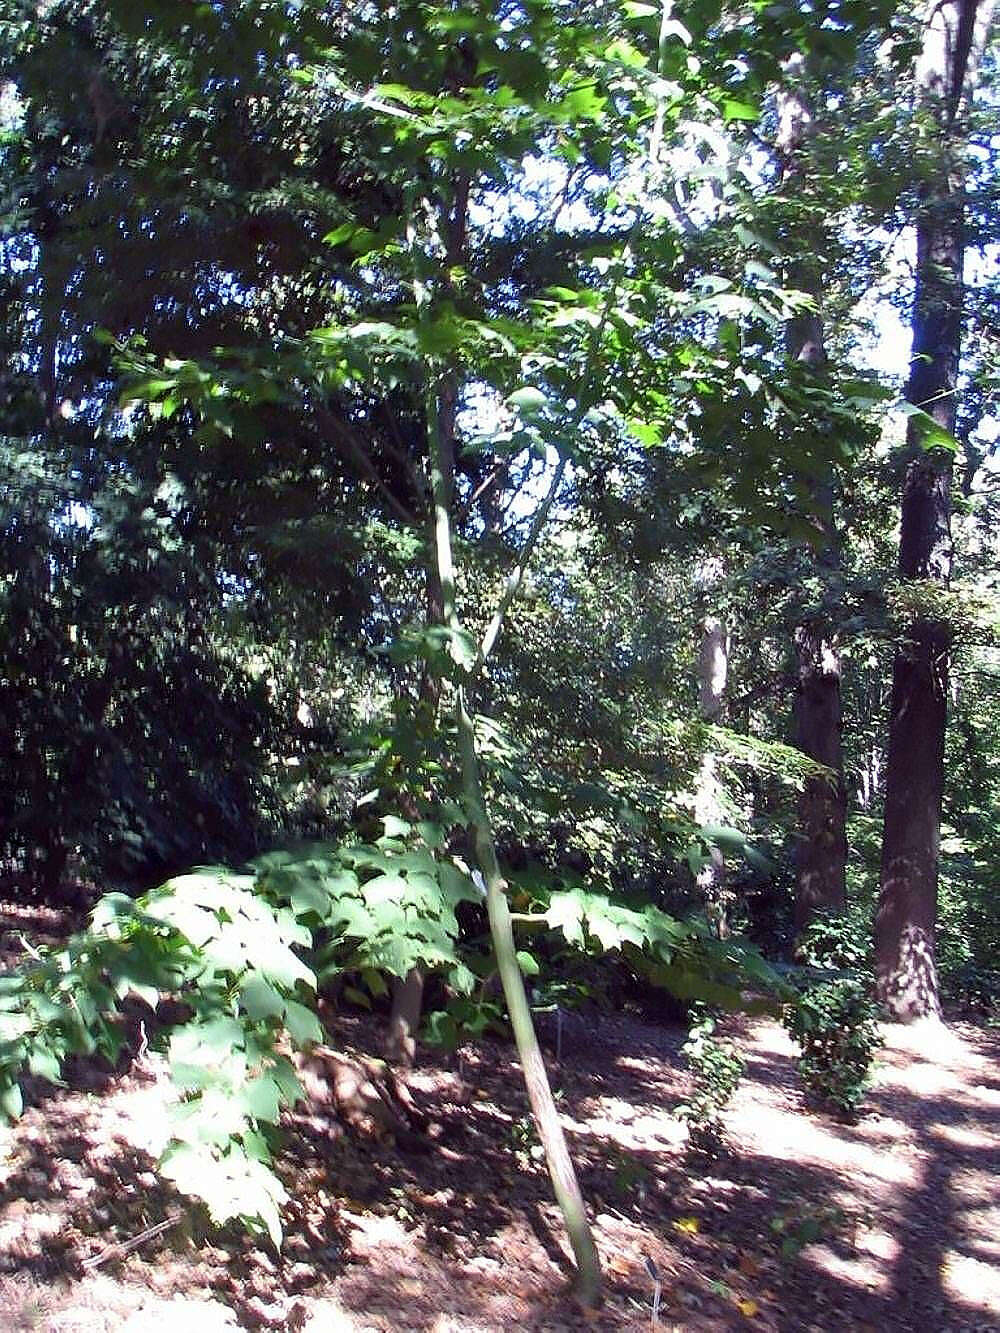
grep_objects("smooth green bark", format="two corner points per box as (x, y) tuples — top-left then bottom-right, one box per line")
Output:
(425, 379), (602, 1305)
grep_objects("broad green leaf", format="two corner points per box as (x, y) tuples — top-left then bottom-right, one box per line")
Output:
(286, 879), (331, 918)
(382, 815), (411, 839)
(241, 1076), (282, 1124)
(361, 968), (389, 998)
(516, 950), (540, 977)
(449, 963), (477, 996)
(284, 1000), (323, 1046)
(363, 872), (409, 906)
(27, 1046), (62, 1084)
(0, 1082), (23, 1120)
(507, 386), (548, 414)
(722, 99), (759, 122)
(546, 889), (586, 947)
(900, 403), (959, 453)
(240, 976), (286, 1022)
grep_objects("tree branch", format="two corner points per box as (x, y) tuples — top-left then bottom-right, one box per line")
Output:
(313, 404), (419, 528)
(474, 455), (568, 673)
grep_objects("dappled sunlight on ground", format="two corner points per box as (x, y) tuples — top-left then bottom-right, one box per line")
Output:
(722, 1013), (1000, 1330)
(0, 996), (995, 1330)
(800, 1241), (895, 1294)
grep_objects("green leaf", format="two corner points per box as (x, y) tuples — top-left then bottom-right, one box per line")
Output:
(516, 950), (540, 977)
(182, 1017), (248, 1057)
(650, 963), (743, 1009)
(416, 821), (446, 850)
(361, 968), (389, 998)
(900, 403), (959, 453)
(546, 889), (586, 947)
(284, 1000), (323, 1046)
(700, 823), (748, 851)
(269, 1056), (303, 1107)
(382, 815), (411, 839)
(552, 86), (607, 124)
(722, 99), (759, 123)
(343, 985), (372, 1010)
(241, 1075), (282, 1124)
(507, 386), (548, 415)
(363, 872), (409, 906)
(286, 879), (331, 918)
(449, 962), (477, 996)
(240, 976), (286, 1022)
(0, 1082), (23, 1120)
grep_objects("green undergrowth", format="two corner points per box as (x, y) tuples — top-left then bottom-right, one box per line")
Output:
(0, 820), (787, 1244)
(676, 1005), (746, 1151)
(784, 912), (882, 1117)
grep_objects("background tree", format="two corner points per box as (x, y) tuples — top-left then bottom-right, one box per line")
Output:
(876, 0), (998, 1020)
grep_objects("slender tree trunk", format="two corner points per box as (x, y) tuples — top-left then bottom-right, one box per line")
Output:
(875, 0), (997, 1020)
(776, 56), (849, 933)
(694, 608), (729, 935)
(386, 402), (452, 1068)
(386, 968), (424, 1066)
(425, 382), (601, 1306)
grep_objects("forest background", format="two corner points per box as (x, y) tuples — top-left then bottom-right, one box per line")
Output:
(0, 0), (998, 1305)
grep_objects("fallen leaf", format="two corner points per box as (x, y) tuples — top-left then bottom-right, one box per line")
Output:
(737, 1298), (759, 1317)
(673, 1217), (700, 1234)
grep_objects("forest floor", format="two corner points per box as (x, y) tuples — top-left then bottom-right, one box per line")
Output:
(0, 902), (998, 1332)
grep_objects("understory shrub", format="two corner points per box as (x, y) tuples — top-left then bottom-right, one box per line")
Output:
(784, 977), (881, 1116)
(940, 961), (1000, 1020)
(676, 1005), (745, 1151)
(784, 916), (882, 1117)
(0, 828), (785, 1244)
(794, 907), (871, 972)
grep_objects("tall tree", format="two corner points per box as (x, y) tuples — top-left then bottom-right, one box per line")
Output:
(875, 0), (998, 1019)
(774, 54), (849, 934)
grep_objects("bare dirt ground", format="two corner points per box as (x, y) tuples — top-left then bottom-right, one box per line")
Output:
(0, 905), (997, 1332)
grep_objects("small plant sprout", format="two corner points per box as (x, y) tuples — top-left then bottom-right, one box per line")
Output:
(644, 1254), (662, 1325)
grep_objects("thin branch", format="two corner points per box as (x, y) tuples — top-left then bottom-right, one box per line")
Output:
(474, 456), (568, 673)
(313, 405), (418, 528)
(377, 403), (429, 508)
(81, 1212), (182, 1271)
(457, 459), (508, 525)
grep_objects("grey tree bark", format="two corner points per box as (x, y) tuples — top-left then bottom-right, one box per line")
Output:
(875, 0), (997, 1020)
(775, 55), (848, 934)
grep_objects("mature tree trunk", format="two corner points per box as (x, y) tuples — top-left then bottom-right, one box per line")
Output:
(776, 56), (849, 933)
(875, 0), (997, 1020)
(794, 623), (848, 932)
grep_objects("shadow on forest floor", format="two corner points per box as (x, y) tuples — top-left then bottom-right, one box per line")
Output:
(0, 921), (996, 1332)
